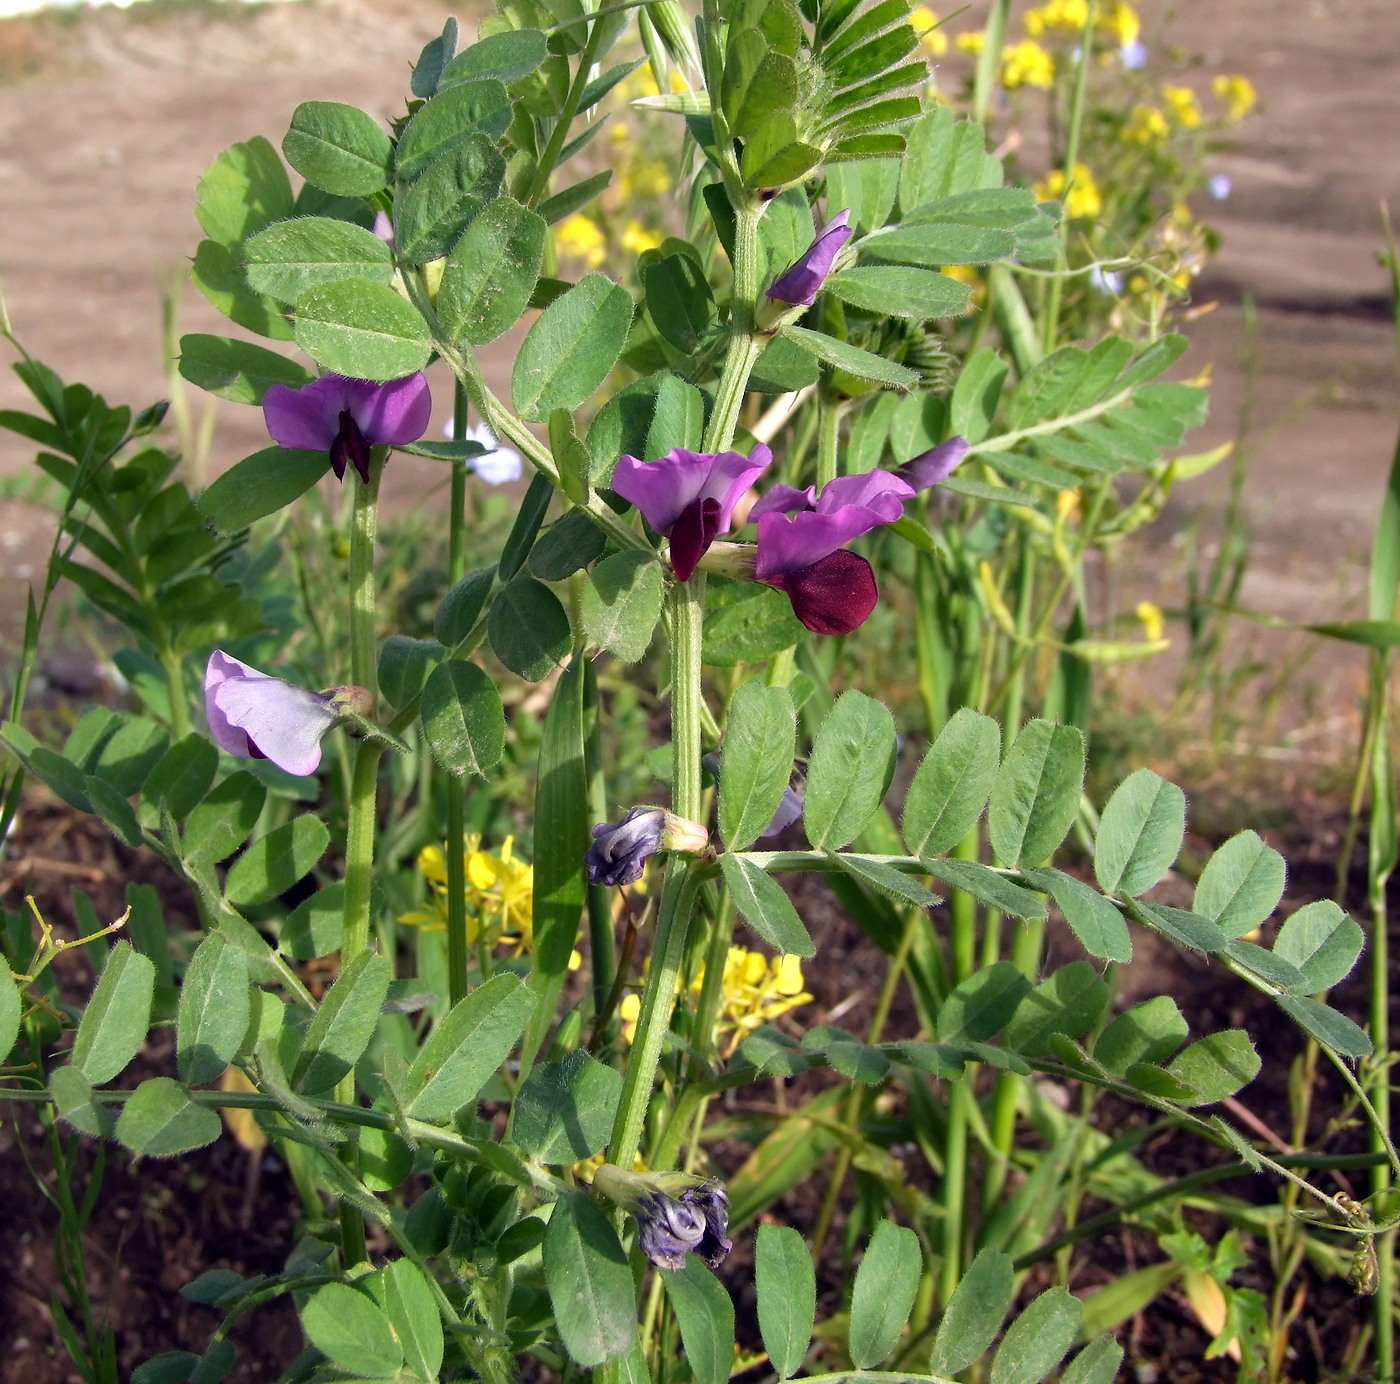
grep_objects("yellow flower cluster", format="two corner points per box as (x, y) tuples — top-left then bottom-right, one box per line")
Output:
(620, 948), (812, 1057)
(555, 213), (607, 267)
(1024, 0), (1088, 36)
(1101, 0), (1141, 46)
(1022, 0), (1138, 44)
(1034, 162), (1103, 220)
(399, 837), (571, 965)
(954, 30), (984, 56)
(1212, 73), (1256, 122)
(909, 5), (949, 57)
(1124, 103), (1169, 143)
(1161, 83), (1202, 129)
(1001, 39), (1055, 89)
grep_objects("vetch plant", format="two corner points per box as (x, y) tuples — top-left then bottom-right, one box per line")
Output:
(0, 2), (1393, 1382)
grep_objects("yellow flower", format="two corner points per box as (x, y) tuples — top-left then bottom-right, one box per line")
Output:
(1124, 103), (1169, 143)
(1135, 601), (1165, 643)
(909, 5), (949, 56)
(1024, 0), (1088, 37)
(1001, 39), (1055, 89)
(955, 29), (985, 55)
(555, 213), (607, 267)
(620, 220), (664, 255)
(1161, 84), (1202, 129)
(398, 836), (572, 968)
(617, 949), (813, 1057)
(1101, 0), (1140, 46)
(1056, 487), (1082, 521)
(619, 992), (642, 1044)
(1212, 73), (1256, 122)
(1034, 162), (1102, 220)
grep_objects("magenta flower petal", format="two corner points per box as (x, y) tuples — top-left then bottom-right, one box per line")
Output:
(766, 209), (853, 306)
(611, 445), (771, 578)
(345, 374), (433, 446)
(204, 650), (339, 777)
(262, 375), (353, 452)
(813, 470), (914, 520)
(896, 437), (968, 491)
(748, 483), (817, 520)
(767, 549), (879, 635)
(754, 503), (896, 580)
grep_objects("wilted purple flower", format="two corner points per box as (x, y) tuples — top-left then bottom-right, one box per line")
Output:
(204, 651), (370, 777)
(677, 1182), (732, 1268)
(766, 209), (853, 306)
(611, 446), (772, 581)
(592, 1165), (733, 1271)
(585, 807), (710, 886)
(262, 373), (432, 483)
(586, 807), (665, 886)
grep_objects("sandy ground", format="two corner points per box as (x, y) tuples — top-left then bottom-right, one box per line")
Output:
(0, 0), (1396, 646)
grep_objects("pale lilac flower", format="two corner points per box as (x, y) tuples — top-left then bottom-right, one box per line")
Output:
(760, 784), (805, 840)
(372, 210), (395, 244)
(262, 373), (432, 483)
(1208, 174), (1232, 200)
(1089, 265), (1124, 295)
(204, 651), (358, 777)
(766, 210), (853, 306)
(1120, 39), (1148, 69)
(611, 446), (772, 581)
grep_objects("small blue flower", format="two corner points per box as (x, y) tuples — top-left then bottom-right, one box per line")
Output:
(1208, 174), (1232, 201)
(1120, 39), (1148, 69)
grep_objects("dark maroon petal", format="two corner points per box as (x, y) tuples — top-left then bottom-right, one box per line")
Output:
(769, 549), (878, 635)
(669, 496), (722, 582)
(329, 409), (371, 483)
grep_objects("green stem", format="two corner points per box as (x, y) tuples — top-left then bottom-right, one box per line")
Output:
(1042, 0), (1098, 352)
(335, 451), (386, 1269)
(445, 385), (471, 1005)
(816, 396), (844, 491)
(159, 644), (191, 740)
(606, 862), (699, 1170)
(606, 577), (707, 1170)
(524, 13), (608, 207)
(971, 0), (1011, 126)
(705, 199), (766, 453)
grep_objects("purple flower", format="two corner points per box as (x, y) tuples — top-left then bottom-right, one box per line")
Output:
(204, 651), (350, 777)
(751, 470), (910, 632)
(1120, 39), (1148, 69)
(262, 373), (432, 483)
(895, 437), (968, 492)
(611, 446), (772, 581)
(766, 210), (853, 306)
(1208, 174), (1232, 201)
(760, 784), (805, 840)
